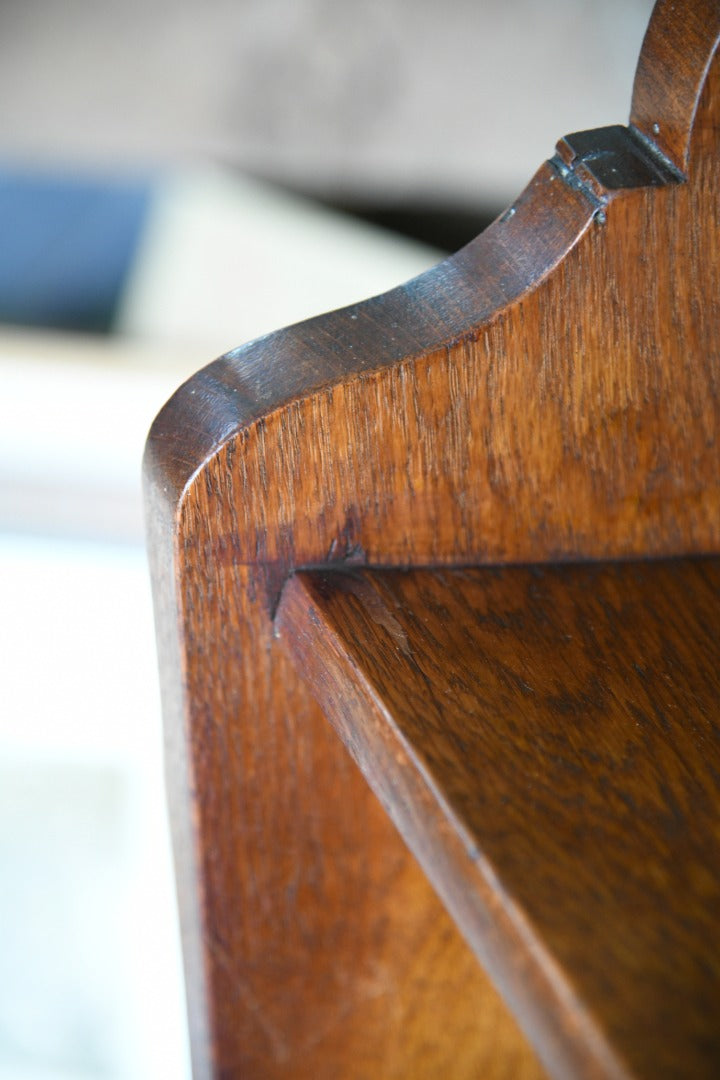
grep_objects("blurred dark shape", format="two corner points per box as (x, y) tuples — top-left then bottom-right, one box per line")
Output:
(0, 168), (150, 333)
(327, 200), (501, 253)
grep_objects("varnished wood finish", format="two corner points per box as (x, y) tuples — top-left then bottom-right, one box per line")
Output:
(145, 1), (720, 1075)
(277, 559), (720, 1080)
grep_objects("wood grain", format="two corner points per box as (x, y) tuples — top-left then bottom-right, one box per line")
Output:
(144, 2), (720, 1075)
(277, 559), (720, 1079)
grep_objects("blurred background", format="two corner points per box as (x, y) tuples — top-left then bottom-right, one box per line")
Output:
(0, 2), (653, 1077)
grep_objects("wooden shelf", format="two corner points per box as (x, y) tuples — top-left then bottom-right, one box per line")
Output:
(277, 558), (720, 1079)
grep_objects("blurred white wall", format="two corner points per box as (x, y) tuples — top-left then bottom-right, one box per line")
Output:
(0, 537), (188, 1080)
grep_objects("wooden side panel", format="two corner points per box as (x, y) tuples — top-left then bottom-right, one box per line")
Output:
(160, 549), (545, 1079)
(145, 5), (720, 1077)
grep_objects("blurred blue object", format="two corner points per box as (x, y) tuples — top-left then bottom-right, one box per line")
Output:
(0, 167), (150, 333)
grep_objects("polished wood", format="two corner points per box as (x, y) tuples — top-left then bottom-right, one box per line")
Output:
(277, 559), (720, 1080)
(145, 0), (720, 1075)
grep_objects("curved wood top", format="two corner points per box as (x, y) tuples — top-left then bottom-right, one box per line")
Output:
(144, 160), (594, 515)
(147, 0), (720, 540)
(145, 0), (720, 582)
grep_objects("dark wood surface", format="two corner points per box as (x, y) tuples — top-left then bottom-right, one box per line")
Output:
(277, 559), (720, 1079)
(144, 1), (720, 1075)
